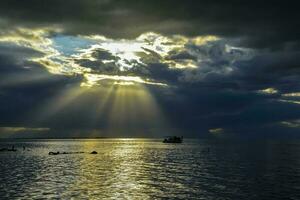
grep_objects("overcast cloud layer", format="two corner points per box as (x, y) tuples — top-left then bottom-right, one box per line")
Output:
(0, 0), (300, 138)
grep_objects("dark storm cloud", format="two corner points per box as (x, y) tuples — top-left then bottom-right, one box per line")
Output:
(0, 0), (299, 49)
(0, 43), (83, 129)
(76, 59), (119, 73)
(228, 51), (300, 93)
(143, 40), (300, 137)
(75, 48), (121, 73)
(166, 51), (197, 61)
(0, 44), (48, 89)
(0, 43), (43, 72)
(150, 83), (300, 137)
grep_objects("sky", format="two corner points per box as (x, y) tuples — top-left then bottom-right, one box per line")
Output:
(0, 0), (300, 138)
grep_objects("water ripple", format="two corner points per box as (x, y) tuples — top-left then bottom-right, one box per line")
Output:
(0, 139), (299, 199)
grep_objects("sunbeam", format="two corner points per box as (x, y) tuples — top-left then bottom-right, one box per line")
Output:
(29, 81), (169, 137)
(0, 71), (54, 87)
(31, 83), (87, 123)
(105, 84), (169, 137)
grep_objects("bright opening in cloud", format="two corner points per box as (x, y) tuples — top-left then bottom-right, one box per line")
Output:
(0, 27), (255, 92)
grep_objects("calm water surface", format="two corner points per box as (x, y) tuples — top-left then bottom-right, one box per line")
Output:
(0, 139), (299, 199)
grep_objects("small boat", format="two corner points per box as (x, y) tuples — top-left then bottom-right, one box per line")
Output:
(48, 151), (60, 155)
(163, 136), (183, 143)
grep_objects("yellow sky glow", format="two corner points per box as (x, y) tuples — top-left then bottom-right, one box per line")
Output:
(0, 28), (219, 87)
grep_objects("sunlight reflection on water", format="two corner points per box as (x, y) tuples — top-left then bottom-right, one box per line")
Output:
(0, 139), (299, 199)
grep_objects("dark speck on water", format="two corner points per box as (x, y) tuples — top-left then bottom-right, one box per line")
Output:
(0, 139), (299, 199)
(90, 151), (98, 154)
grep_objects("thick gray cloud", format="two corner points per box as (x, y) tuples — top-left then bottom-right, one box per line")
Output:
(0, 0), (299, 49)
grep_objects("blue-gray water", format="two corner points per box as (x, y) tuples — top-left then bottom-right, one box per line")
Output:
(0, 139), (299, 199)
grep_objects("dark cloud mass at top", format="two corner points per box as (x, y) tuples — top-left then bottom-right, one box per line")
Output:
(0, 0), (300, 138)
(0, 0), (299, 49)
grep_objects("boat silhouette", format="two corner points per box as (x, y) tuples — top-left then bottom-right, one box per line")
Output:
(163, 136), (183, 143)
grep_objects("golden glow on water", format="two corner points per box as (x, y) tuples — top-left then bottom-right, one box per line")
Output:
(67, 139), (152, 199)
(1, 139), (300, 199)
(107, 140), (148, 199)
